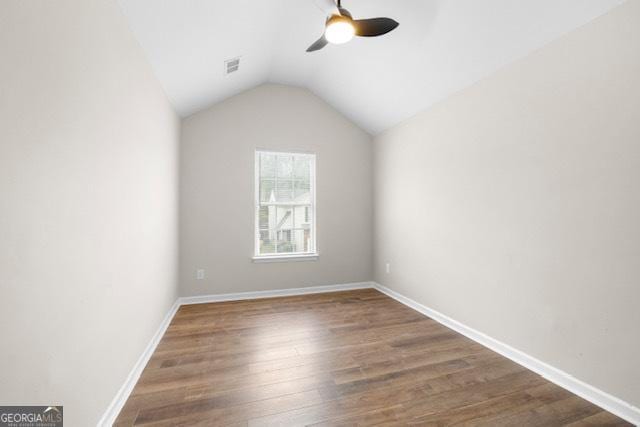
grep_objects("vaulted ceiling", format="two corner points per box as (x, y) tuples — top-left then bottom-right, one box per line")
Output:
(118, 0), (625, 134)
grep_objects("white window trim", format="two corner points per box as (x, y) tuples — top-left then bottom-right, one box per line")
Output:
(252, 253), (319, 263)
(253, 149), (318, 262)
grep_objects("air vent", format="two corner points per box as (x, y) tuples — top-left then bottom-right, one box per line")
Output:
(225, 57), (240, 75)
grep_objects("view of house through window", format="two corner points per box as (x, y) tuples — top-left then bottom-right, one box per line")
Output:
(255, 150), (316, 257)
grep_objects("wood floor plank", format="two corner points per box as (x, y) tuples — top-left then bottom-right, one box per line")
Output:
(114, 289), (631, 426)
(566, 411), (632, 427)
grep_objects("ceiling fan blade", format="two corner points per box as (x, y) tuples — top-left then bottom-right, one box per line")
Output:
(312, 0), (339, 16)
(306, 35), (329, 52)
(353, 17), (399, 37)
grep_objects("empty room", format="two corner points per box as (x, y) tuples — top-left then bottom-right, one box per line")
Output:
(1, 0), (639, 426)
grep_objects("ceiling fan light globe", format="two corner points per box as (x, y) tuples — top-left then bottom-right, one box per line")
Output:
(325, 20), (355, 44)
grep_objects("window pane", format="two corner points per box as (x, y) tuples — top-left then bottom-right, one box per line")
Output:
(256, 151), (315, 256)
(298, 229), (311, 253)
(277, 155), (293, 179)
(276, 228), (295, 253)
(260, 153), (276, 178)
(259, 206), (272, 230)
(294, 179), (311, 202)
(276, 206), (293, 230)
(259, 230), (276, 254)
(275, 179), (293, 202)
(294, 156), (311, 179)
(293, 205), (311, 229)
(260, 179), (275, 203)
(275, 229), (308, 254)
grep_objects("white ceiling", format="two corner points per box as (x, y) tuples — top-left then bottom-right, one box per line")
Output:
(118, 0), (626, 134)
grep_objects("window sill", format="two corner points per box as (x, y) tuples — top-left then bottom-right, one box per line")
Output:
(252, 253), (319, 263)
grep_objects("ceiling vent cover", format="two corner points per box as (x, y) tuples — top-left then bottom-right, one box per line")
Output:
(225, 57), (240, 75)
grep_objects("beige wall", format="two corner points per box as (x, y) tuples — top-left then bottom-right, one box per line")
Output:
(179, 84), (372, 296)
(374, 1), (640, 408)
(0, 1), (179, 425)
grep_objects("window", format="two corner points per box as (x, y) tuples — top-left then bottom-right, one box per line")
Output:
(254, 150), (316, 260)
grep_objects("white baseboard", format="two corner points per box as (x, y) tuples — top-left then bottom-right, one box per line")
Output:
(97, 299), (181, 427)
(373, 282), (640, 426)
(178, 281), (374, 305)
(97, 281), (374, 426)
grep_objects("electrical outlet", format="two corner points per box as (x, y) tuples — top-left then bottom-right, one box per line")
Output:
(196, 269), (205, 280)
(385, 263), (391, 274)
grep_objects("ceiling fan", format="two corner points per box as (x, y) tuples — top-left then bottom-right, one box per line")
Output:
(307, 0), (399, 52)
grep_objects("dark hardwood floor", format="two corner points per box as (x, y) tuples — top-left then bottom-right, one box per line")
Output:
(115, 289), (630, 426)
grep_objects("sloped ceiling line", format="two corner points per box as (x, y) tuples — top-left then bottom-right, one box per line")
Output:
(118, 0), (626, 134)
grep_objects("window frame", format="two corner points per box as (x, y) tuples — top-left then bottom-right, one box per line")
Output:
(253, 149), (318, 262)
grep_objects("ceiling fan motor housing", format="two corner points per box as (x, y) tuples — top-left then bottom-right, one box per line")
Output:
(307, 3), (399, 52)
(327, 11), (351, 26)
